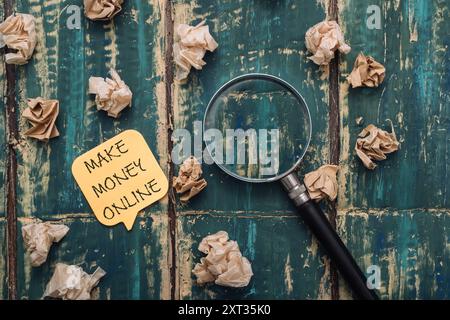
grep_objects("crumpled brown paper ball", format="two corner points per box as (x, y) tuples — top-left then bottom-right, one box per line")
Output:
(84, 0), (124, 21)
(347, 53), (386, 88)
(305, 20), (351, 66)
(0, 13), (37, 65)
(22, 97), (60, 142)
(88, 69), (132, 118)
(43, 263), (106, 300)
(192, 231), (253, 288)
(355, 123), (400, 170)
(304, 164), (339, 201)
(173, 20), (218, 81)
(173, 156), (207, 202)
(22, 222), (69, 267)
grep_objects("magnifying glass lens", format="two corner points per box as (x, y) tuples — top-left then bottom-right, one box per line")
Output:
(204, 77), (311, 182)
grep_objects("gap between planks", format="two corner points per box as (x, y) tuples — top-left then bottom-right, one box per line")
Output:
(12, 207), (450, 221)
(327, 0), (341, 300)
(4, 0), (18, 301)
(163, 0), (177, 300)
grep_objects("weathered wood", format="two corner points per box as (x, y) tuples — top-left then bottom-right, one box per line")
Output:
(12, 0), (170, 299)
(4, 0), (19, 299)
(337, 209), (450, 299)
(328, 0), (342, 299)
(163, 0), (177, 300)
(14, 0), (169, 217)
(0, 0), (7, 300)
(16, 215), (169, 299)
(178, 213), (330, 299)
(0, 17), (5, 219)
(0, 0), (448, 300)
(172, 0), (332, 299)
(338, 0), (449, 209)
(0, 221), (6, 299)
(337, 0), (450, 299)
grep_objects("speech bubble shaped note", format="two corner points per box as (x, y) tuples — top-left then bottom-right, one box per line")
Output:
(71, 130), (168, 231)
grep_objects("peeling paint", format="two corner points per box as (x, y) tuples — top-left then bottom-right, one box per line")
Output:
(104, 21), (117, 70)
(284, 254), (293, 294)
(151, 0), (169, 200)
(304, 236), (319, 268)
(149, 212), (170, 299)
(3, 0), (447, 301)
(176, 219), (194, 299)
(317, 257), (331, 299)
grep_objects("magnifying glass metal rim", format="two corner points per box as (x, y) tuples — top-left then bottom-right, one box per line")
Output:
(203, 73), (312, 183)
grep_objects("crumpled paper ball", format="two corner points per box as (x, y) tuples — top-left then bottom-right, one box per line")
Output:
(43, 263), (106, 300)
(0, 13), (36, 65)
(355, 123), (400, 170)
(192, 231), (253, 288)
(347, 53), (386, 88)
(304, 164), (339, 201)
(22, 98), (60, 142)
(305, 20), (351, 65)
(88, 69), (133, 118)
(84, 0), (124, 21)
(173, 20), (218, 81)
(173, 156), (207, 202)
(22, 222), (69, 267)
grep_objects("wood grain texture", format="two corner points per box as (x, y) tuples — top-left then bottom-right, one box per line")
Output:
(0, 37), (5, 219)
(338, 0), (449, 209)
(337, 0), (450, 299)
(172, 0), (333, 299)
(0, 0), (448, 300)
(14, 0), (168, 217)
(0, 3), (7, 299)
(12, 0), (170, 299)
(0, 221), (6, 299)
(17, 215), (168, 299)
(337, 209), (450, 299)
(177, 213), (329, 299)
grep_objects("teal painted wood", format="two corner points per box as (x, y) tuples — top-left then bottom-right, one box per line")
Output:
(178, 213), (329, 299)
(337, 0), (450, 299)
(338, 0), (450, 209)
(13, 0), (170, 299)
(172, 0), (332, 299)
(337, 209), (450, 299)
(14, 0), (168, 217)
(1, 0), (447, 300)
(0, 221), (6, 299)
(173, 0), (331, 213)
(0, 4), (5, 219)
(0, 4), (7, 299)
(17, 215), (168, 299)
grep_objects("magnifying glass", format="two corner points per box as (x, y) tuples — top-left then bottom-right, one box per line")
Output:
(203, 73), (378, 300)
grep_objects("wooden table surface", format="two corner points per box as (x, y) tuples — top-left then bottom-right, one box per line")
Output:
(0, 0), (448, 300)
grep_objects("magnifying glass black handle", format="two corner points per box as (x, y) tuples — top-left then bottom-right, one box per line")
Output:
(281, 173), (379, 300)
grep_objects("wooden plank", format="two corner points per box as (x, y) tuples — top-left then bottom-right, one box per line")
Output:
(3, 0), (446, 300)
(0, 5), (5, 218)
(177, 213), (329, 299)
(337, 0), (450, 299)
(337, 209), (450, 299)
(338, 0), (450, 209)
(0, 3), (7, 299)
(14, 0), (168, 217)
(172, 0), (332, 299)
(16, 214), (169, 299)
(0, 221), (6, 299)
(13, 0), (170, 299)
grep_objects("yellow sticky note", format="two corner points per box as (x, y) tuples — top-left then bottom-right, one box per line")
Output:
(71, 130), (168, 231)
